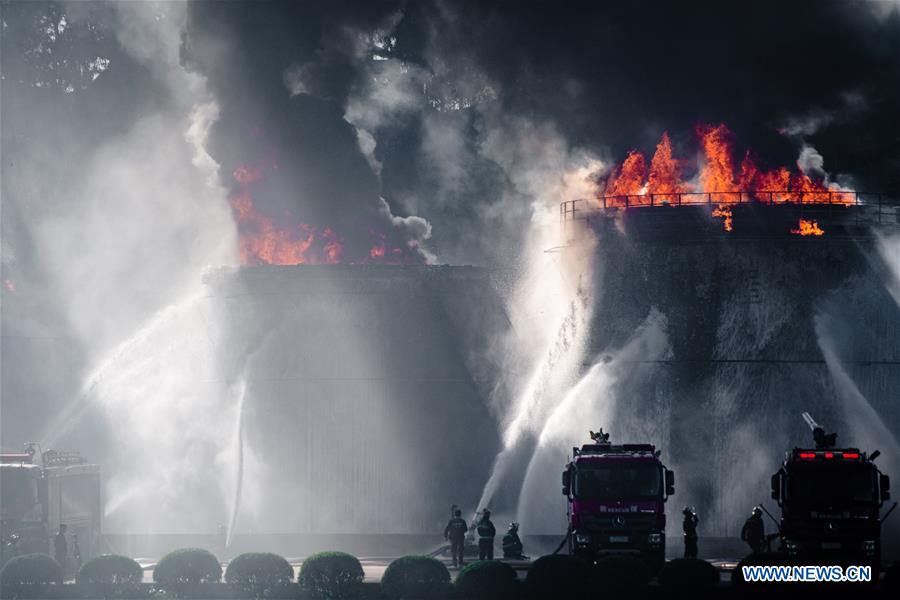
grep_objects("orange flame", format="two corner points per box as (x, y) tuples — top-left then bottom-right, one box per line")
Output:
(230, 164), (343, 265)
(366, 232), (408, 263)
(605, 151), (646, 204)
(602, 123), (855, 232)
(697, 124), (737, 202)
(711, 206), (733, 232)
(229, 162), (415, 265)
(647, 132), (685, 203)
(791, 218), (825, 236)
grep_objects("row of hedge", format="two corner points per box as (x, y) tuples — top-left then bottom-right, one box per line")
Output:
(3, 549), (897, 598)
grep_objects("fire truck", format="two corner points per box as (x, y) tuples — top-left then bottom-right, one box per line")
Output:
(769, 413), (894, 568)
(562, 429), (675, 571)
(0, 446), (101, 567)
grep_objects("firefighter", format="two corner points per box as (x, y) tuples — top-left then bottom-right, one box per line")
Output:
(54, 524), (67, 578)
(476, 509), (496, 560)
(682, 507), (699, 558)
(741, 506), (765, 553)
(71, 534), (82, 571)
(444, 509), (468, 568)
(501, 522), (525, 559)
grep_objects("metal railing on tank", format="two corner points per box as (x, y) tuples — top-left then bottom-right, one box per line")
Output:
(560, 190), (900, 237)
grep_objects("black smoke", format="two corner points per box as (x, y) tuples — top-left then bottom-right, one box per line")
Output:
(183, 0), (900, 265)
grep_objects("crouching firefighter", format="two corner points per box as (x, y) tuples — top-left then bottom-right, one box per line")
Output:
(502, 522), (526, 560)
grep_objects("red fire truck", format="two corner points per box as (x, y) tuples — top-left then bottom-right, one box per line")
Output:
(562, 430), (675, 571)
(1, 446), (100, 570)
(770, 413), (894, 569)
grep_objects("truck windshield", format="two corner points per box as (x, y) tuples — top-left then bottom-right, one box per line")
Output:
(574, 463), (661, 500)
(0, 468), (39, 519)
(786, 463), (877, 508)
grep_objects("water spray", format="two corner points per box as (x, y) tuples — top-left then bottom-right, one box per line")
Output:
(225, 378), (247, 548)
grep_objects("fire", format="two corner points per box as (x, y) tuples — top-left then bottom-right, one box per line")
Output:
(366, 232), (405, 263)
(711, 206), (733, 232)
(229, 161), (344, 265)
(697, 124), (737, 202)
(602, 123), (855, 232)
(605, 150), (646, 201)
(229, 162), (413, 265)
(647, 133), (685, 202)
(791, 218), (825, 236)
(323, 229), (343, 264)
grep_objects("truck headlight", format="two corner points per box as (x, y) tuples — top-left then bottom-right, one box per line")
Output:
(648, 533), (662, 545)
(574, 532), (591, 545)
(863, 540), (876, 555)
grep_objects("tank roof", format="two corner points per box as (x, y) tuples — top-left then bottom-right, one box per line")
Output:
(574, 443), (659, 457)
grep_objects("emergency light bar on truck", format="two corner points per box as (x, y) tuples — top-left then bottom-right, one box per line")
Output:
(795, 450), (862, 460)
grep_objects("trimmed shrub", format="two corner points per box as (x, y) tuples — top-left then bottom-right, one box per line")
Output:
(297, 551), (363, 599)
(225, 552), (293, 589)
(455, 560), (517, 600)
(658, 558), (719, 590)
(152, 548), (222, 585)
(0, 553), (63, 585)
(525, 554), (590, 599)
(77, 554), (144, 585)
(593, 555), (651, 591)
(381, 555), (450, 600)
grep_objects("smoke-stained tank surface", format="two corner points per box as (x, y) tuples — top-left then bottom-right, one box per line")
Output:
(201, 265), (511, 535)
(536, 196), (900, 560)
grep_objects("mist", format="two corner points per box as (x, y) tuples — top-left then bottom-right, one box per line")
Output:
(2, 1), (899, 564)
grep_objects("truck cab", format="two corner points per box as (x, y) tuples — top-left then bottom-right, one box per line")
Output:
(562, 430), (674, 572)
(770, 415), (891, 568)
(0, 448), (101, 566)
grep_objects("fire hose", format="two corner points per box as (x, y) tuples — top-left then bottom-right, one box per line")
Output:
(881, 501), (897, 524)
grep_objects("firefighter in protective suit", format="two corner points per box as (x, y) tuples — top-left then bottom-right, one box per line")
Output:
(741, 506), (766, 553)
(501, 522), (525, 559)
(682, 507), (698, 558)
(476, 510), (496, 560)
(444, 509), (468, 568)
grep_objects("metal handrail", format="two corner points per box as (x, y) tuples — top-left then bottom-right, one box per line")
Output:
(597, 190), (871, 209)
(559, 191), (899, 235)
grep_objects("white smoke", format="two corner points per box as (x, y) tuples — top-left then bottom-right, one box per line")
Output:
(84, 293), (239, 533)
(876, 232), (900, 306)
(28, 2), (236, 360)
(3, 1), (241, 532)
(515, 310), (671, 532)
(338, 8), (612, 516)
(814, 312), (900, 545)
(470, 139), (604, 510)
(779, 91), (867, 138)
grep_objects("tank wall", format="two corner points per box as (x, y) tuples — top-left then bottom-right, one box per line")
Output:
(585, 229), (900, 542)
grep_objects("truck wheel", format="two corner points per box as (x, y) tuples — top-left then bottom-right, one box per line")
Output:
(572, 550), (594, 564)
(644, 552), (665, 575)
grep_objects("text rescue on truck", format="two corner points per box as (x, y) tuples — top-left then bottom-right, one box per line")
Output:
(562, 429), (674, 572)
